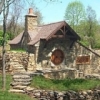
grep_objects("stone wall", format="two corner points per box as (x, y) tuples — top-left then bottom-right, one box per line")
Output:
(35, 39), (100, 78)
(0, 41), (100, 79)
(0, 51), (36, 73)
(25, 88), (100, 100)
(9, 72), (100, 100)
(74, 44), (100, 76)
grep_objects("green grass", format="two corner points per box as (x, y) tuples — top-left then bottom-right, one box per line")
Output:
(0, 91), (34, 100)
(0, 74), (12, 90)
(0, 74), (100, 100)
(31, 75), (100, 91)
(10, 49), (26, 52)
(0, 74), (35, 100)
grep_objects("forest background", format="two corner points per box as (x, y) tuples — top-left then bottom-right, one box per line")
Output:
(0, 0), (100, 48)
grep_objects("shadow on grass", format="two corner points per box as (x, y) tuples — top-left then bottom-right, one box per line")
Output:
(51, 78), (87, 87)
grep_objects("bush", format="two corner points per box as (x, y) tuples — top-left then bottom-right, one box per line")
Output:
(0, 30), (10, 46)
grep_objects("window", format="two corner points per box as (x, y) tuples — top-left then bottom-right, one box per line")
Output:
(51, 49), (64, 65)
(76, 55), (90, 65)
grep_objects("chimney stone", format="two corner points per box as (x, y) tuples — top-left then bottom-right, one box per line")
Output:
(25, 8), (37, 31)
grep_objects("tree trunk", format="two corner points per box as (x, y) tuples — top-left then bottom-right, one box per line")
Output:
(2, 0), (6, 90)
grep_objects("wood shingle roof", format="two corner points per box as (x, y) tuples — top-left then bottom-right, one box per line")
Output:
(9, 21), (80, 45)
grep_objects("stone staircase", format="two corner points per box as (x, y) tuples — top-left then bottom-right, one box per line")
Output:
(9, 73), (32, 93)
(9, 61), (26, 73)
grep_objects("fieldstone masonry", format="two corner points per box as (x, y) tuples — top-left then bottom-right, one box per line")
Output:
(0, 43), (100, 79)
(9, 72), (32, 93)
(9, 72), (100, 100)
(9, 80), (100, 100)
(25, 88), (100, 100)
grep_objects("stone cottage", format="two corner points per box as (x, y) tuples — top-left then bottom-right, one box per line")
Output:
(8, 8), (100, 78)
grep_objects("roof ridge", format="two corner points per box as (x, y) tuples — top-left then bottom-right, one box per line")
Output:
(38, 20), (65, 27)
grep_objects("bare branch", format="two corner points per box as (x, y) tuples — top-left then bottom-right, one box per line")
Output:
(0, 0), (5, 14)
(0, 0), (15, 14)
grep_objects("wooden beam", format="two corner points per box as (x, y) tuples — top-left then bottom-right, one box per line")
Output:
(66, 35), (77, 39)
(60, 29), (64, 34)
(77, 41), (100, 57)
(51, 35), (64, 38)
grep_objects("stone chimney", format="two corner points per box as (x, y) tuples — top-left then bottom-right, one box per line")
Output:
(25, 8), (37, 31)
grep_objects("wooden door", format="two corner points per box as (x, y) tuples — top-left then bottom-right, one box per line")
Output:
(51, 49), (64, 65)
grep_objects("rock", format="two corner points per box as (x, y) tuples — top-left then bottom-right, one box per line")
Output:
(9, 89), (25, 93)
(25, 86), (34, 91)
(82, 91), (87, 95)
(34, 92), (41, 98)
(13, 85), (27, 90)
(13, 78), (32, 82)
(87, 90), (93, 95)
(13, 75), (30, 79)
(11, 82), (31, 86)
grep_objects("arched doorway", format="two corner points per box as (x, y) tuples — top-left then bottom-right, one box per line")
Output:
(51, 49), (64, 65)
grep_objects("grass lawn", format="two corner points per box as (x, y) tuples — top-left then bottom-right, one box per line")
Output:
(0, 73), (100, 100)
(0, 74), (35, 100)
(31, 75), (100, 91)
(0, 91), (34, 100)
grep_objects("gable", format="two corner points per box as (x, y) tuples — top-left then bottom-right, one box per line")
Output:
(9, 21), (80, 46)
(28, 21), (80, 45)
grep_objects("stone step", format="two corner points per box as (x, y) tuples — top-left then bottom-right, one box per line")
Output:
(11, 82), (31, 86)
(9, 89), (25, 93)
(13, 78), (32, 82)
(13, 85), (27, 90)
(13, 75), (30, 79)
(25, 86), (34, 91)
(13, 70), (26, 73)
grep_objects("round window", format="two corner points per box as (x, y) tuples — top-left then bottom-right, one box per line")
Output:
(51, 49), (64, 65)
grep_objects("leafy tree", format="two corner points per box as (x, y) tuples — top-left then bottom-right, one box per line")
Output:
(64, 1), (85, 32)
(94, 24), (100, 48)
(0, 31), (3, 46)
(0, 30), (10, 46)
(85, 6), (97, 48)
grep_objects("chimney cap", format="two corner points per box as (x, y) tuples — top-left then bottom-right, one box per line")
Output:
(26, 8), (37, 16)
(28, 8), (33, 14)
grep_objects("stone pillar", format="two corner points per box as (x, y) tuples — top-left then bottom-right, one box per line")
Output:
(27, 54), (36, 71)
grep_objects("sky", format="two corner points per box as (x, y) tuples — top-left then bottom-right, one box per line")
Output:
(26, 0), (100, 24)
(0, 0), (100, 24)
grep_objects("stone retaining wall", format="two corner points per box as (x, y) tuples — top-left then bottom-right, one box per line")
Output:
(9, 72), (100, 100)
(25, 88), (100, 100)
(10, 86), (100, 100)
(0, 51), (36, 73)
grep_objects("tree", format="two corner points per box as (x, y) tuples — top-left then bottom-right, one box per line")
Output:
(0, 0), (14, 14)
(85, 6), (97, 48)
(0, 0), (58, 90)
(6, 0), (43, 40)
(24, 0), (43, 25)
(0, 30), (9, 46)
(6, 0), (24, 39)
(0, 0), (15, 90)
(35, 9), (43, 25)
(64, 1), (85, 32)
